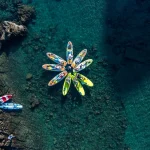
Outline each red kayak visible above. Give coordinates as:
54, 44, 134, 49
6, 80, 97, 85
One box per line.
0, 95, 12, 103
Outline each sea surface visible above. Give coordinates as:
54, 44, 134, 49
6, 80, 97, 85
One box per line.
1, 0, 150, 149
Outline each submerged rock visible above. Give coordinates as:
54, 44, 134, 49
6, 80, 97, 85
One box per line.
30, 99, 40, 109
29, 94, 40, 109
0, 134, 4, 140
1, 21, 27, 40
0, 2, 35, 51
26, 73, 33, 80
17, 4, 35, 24
0, 52, 9, 73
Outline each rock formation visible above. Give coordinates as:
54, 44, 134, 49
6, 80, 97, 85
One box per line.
17, 4, 35, 24
0, 21, 27, 41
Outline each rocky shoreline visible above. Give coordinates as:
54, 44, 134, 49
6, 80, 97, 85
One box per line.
0, 52, 39, 150
0, 1, 36, 149
0, 52, 23, 149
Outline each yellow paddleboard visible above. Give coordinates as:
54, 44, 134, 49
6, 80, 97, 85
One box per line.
71, 75, 85, 96
62, 73, 72, 96
74, 73, 93, 87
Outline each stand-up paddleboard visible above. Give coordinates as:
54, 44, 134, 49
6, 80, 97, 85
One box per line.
66, 41, 73, 64
0, 103, 23, 110
0, 95, 12, 103
42, 64, 65, 71
71, 75, 85, 96
71, 49, 87, 68
46, 52, 67, 66
74, 72, 93, 87
73, 59, 93, 72
62, 73, 72, 96
48, 71, 68, 86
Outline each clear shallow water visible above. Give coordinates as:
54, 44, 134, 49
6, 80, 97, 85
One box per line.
2, 0, 150, 149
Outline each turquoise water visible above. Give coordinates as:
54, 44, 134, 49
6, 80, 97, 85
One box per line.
1, 0, 150, 149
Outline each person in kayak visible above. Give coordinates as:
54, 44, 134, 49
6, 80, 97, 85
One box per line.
75, 57, 81, 65
59, 72, 66, 79
8, 134, 15, 141
68, 53, 73, 60
3, 134, 16, 147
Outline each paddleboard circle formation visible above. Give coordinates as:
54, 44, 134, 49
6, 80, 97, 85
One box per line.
42, 41, 94, 96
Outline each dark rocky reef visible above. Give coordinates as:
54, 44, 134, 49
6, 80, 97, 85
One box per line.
0, 1, 36, 149
0, 52, 26, 149
0, 52, 9, 74
0, 1, 35, 50
0, 0, 35, 24
17, 4, 35, 24
0, 21, 27, 52
0, 21, 27, 41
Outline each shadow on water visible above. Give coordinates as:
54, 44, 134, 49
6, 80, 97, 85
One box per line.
105, 0, 150, 94
2, 109, 22, 113
0, 138, 22, 150
104, 1, 150, 149
0, 36, 25, 55
0, 146, 23, 150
